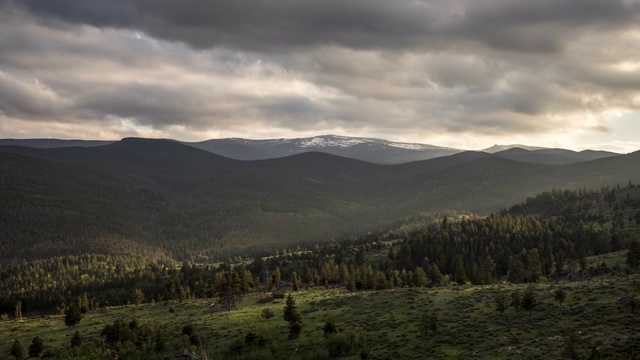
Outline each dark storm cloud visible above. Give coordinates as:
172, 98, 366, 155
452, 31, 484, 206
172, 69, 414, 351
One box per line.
1, 0, 640, 150
12, 0, 640, 53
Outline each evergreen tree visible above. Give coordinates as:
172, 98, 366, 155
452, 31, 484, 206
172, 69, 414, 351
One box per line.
10, 339, 23, 360
132, 288, 145, 305
577, 248, 588, 272
283, 294, 301, 324
291, 271, 299, 291
454, 257, 467, 284
289, 321, 302, 339
271, 267, 282, 290
283, 293, 302, 338
79, 292, 90, 313
522, 287, 537, 322
220, 282, 238, 312
70, 331, 82, 348
323, 317, 338, 336
562, 328, 581, 359
495, 293, 508, 313
555, 250, 565, 276
427, 264, 443, 286
64, 303, 82, 327
554, 287, 567, 306
28, 336, 44, 358
511, 290, 522, 312
627, 240, 640, 268
414, 267, 428, 287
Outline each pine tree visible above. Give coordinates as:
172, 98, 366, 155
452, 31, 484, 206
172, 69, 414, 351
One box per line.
522, 287, 537, 322
79, 292, 90, 313
454, 257, 467, 284
220, 282, 238, 312
555, 250, 565, 276
132, 288, 145, 305
562, 328, 581, 359
283, 293, 302, 339
627, 240, 640, 268
283, 294, 301, 324
64, 303, 82, 327
271, 267, 282, 290
511, 290, 522, 312
28, 336, 44, 358
427, 264, 443, 286
10, 339, 23, 360
70, 331, 82, 348
289, 321, 302, 339
495, 293, 508, 313
291, 271, 299, 291
554, 287, 567, 306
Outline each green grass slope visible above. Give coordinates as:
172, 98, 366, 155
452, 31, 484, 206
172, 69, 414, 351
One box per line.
1, 254, 638, 359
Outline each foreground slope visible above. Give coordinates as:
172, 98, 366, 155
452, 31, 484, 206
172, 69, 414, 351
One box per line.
1, 255, 637, 359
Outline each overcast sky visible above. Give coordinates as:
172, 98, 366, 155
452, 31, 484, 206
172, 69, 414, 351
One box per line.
1, 0, 639, 152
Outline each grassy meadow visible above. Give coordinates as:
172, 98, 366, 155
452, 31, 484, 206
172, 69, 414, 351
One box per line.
1, 252, 639, 359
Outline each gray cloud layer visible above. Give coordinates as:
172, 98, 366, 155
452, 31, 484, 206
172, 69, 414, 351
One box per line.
1, 0, 640, 149
13, 0, 640, 52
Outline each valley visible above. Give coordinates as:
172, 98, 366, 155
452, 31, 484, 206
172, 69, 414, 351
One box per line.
1, 137, 639, 359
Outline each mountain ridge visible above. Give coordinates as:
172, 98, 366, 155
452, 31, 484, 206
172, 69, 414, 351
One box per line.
1, 139, 639, 262
0, 135, 622, 165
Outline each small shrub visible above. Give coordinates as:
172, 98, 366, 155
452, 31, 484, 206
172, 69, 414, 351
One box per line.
244, 331, 270, 348
261, 308, 274, 319
182, 324, 195, 336
228, 337, 245, 357
323, 317, 339, 336
289, 321, 302, 339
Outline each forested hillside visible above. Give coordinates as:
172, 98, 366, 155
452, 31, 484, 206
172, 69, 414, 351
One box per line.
1, 139, 639, 264
1, 185, 640, 359
2, 184, 639, 316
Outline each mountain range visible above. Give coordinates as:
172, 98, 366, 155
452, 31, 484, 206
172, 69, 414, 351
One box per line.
0, 135, 618, 165
1, 136, 638, 263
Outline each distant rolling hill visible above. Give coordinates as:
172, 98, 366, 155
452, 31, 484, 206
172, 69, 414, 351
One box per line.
1, 139, 638, 262
0, 138, 114, 148
183, 135, 462, 164
1, 135, 621, 165
482, 144, 547, 153
493, 147, 617, 165
0, 135, 461, 164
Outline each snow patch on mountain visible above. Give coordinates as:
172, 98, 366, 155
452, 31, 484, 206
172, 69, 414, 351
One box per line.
483, 144, 547, 153
387, 142, 456, 151
299, 136, 369, 148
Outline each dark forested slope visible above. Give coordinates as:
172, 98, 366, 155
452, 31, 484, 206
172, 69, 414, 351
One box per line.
1, 140, 639, 262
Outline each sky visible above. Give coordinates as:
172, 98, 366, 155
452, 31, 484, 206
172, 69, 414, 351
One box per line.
0, 0, 639, 152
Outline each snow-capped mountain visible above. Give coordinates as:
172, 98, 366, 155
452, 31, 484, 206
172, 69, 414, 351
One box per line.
0, 136, 619, 165
184, 135, 462, 164
482, 144, 547, 153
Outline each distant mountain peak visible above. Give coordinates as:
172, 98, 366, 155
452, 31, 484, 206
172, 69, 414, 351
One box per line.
291, 134, 458, 151
483, 144, 547, 153
299, 135, 370, 148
